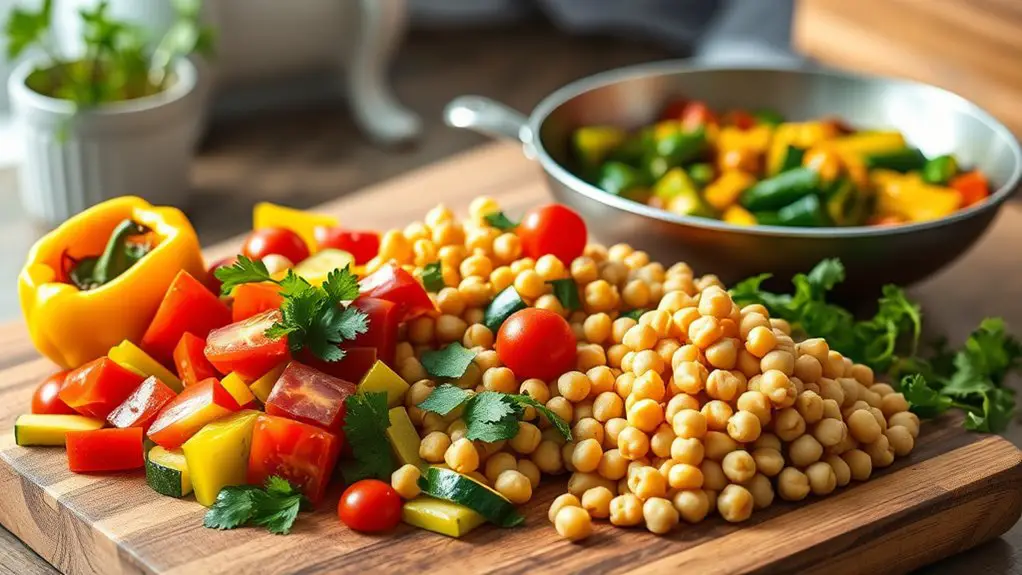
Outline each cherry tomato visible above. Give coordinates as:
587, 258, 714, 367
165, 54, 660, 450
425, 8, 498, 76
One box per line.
314, 227, 380, 265
517, 204, 587, 264
204, 309, 291, 380
204, 256, 237, 295
242, 227, 310, 264
32, 371, 76, 415
496, 308, 576, 381
338, 479, 402, 532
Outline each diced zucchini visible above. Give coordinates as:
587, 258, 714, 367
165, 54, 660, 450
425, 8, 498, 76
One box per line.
358, 362, 410, 408
14, 414, 105, 446
182, 410, 260, 506
402, 497, 486, 538
419, 466, 523, 528
387, 407, 424, 468
146, 446, 192, 498
483, 286, 526, 333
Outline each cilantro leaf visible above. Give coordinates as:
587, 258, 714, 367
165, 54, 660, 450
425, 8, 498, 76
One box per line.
341, 392, 395, 483
203, 477, 308, 535
322, 265, 360, 303
215, 256, 273, 295
249, 492, 304, 535
264, 475, 296, 497
421, 262, 446, 293
963, 388, 1015, 433
203, 485, 260, 530
463, 392, 522, 442
509, 394, 572, 441
547, 279, 582, 312
465, 418, 522, 443
418, 384, 472, 416
277, 270, 314, 298
484, 211, 518, 231
900, 374, 953, 419
421, 342, 477, 379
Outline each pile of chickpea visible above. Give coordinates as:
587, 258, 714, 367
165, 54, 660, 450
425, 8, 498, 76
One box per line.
374, 198, 920, 542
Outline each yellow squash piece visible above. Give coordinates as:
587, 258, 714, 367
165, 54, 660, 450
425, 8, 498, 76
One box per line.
358, 361, 410, 408
14, 414, 105, 446
402, 497, 486, 538
704, 171, 756, 211
291, 249, 356, 286
722, 205, 757, 227
249, 364, 286, 404
387, 407, 425, 468
109, 340, 183, 392
767, 122, 841, 175
572, 125, 627, 166
253, 202, 339, 254
826, 131, 906, 157
874, 171, 960, 223
220, 373, 256, 407
182, 410, 260, 506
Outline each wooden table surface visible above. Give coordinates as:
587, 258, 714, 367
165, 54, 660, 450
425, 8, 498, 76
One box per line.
1, 142, 1022, 574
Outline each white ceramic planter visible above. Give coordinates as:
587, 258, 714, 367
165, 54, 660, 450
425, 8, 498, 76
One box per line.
8, 58, 201, 225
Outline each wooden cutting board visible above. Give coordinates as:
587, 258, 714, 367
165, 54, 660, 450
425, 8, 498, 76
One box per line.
2, 143, 1021, 575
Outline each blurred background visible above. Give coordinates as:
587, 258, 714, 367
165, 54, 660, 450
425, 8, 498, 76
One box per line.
0, 0, 1019, 320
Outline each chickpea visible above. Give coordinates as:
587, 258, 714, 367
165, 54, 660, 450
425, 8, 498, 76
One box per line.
744, 326, 777, 358
803, 462, 836, 496
444, 438, 480, 474
704, 431, 739, 461
861, 389, 883, 409
509, 422, 542, 455
436, 314, 469, 343
689, 316, 725, 349
379, 230, 413, 263
582, 313, 612, 344
584, 280, 619, 313
583, 366, 612, 396
623, 250, 650, 270
813, 417, 847, 448
864, 435, 895, 468
570, 256, 600, 285
627, 398, 664, 433
572, 417, 604, 444
407, 316, 435, 345
773, 407, 806, 442
717, 484, 754, 523
463, 307, 485, 327
483, 452, 518, 484
886, 426, 914, 457
391, 464, 422, 499
575, 344, 606, 373
672, 409, 708, 440
734, 391, 770, 428
777, 467, 811, 501
517, 460, 542, 488
881, 392, 910, 419
469, 196, 500, 221
703, 369, 738, 402
696, 286, 731, 318
435, 287, 466, 316
577, 486, 613, 520
674, 361, 709, 395
650, 424, 675, 459
727, 410, 762, 443
869, 407, 889, 433
643, 497, 679, 534
794, 354, 824, 383
842, 449, 873, 481
701, 400, 734, 431
672, 307, 702, 337
595, 448, 628, 481
821, 397, 843, 420
736, 349, 762, 379
847, 409, 882, 443
658, 290, 693, 314
509, 257, 534, 275
749, 448, 782, 478
629, 466, 668, 501
622, 279, 652, 309
447, 420, 468, 442
406, 379, 435, 408
618, 426, 651, 460
761, 350, 795, 376
535, 294, 567, 317
663, 462, 701, 490
666, 489, 706, 524
453, 362, 482, 389
787, 434, 823, 467
888, 411, 920, 438
698, 459, 727, 491
491, 233, 522, 263
571, 438, 603, 473
511, 269, 544, 300
753, 432, 782, 451
419, 431, 452, 463
620, 323, 656, 352
555, 506, 593, 542
825, 454, 852, 487
758, 369, 795, 408
458, 277, 492, 307
604, 418, 628, 449
665, 393, 699, 423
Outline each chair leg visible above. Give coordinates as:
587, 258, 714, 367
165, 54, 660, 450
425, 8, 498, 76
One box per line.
347, 0, 422, 145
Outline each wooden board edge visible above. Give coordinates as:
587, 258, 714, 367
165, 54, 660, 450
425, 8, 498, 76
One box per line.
628, 435, 1022, 575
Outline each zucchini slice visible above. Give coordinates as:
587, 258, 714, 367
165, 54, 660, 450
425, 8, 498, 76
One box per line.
483, 287, 526, 333
418, 466, 523, 528
14, 414, 104, 446
146, 446, 192, 498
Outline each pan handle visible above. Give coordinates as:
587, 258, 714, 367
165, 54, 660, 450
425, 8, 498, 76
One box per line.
444, 96, 533, 148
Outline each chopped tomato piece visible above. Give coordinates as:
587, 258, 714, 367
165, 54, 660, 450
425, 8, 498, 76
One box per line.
231, 282, 284, 323
349, 297, 400, 365
248, 414, 341, 504
680, 101, 717, 132
724, 109, 755, 130
358, 264, 435, 322
66, 428, 145, 473
659, 98, 688, 121
147, 378, 240, 449
949, 170, 990, 208
142, 271, 232, 366
173, 333, 219, 387
106, 376, 177, 432
204, 309, 291, 380
59, 358, 146, 419
313, 227, 380, 265
299, 347, 377, 384
265, 361, 356, 433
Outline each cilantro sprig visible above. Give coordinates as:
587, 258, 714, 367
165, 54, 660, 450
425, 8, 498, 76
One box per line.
418, 385, 572, 442
484, 211, 519, 231
421, 342, 477, 379
204, 476, 309, 535
732, 259, 1021, 432
215, 256, 368, 362
341, 392, 395, 483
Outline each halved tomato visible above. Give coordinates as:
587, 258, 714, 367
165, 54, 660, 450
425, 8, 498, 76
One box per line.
358, 264, 435, 322
204, 309, 291, 380
59, 358, 146, 419
106, 376, 178, 432
349, 297, 399, 365
173, 333, 218, 387
264, 361, 356, 433
231, 282, 284, 323
247, 414, 341, 504
142, 271, 232, 366
299, 347, 377, 384
147, 378, 240, 449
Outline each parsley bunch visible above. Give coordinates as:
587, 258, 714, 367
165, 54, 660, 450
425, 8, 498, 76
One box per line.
731, 259, 1021, 432
204, 476, 309, 535
418, 385, 573, 442
215, 256, 368, 362
341, 392, 395, 483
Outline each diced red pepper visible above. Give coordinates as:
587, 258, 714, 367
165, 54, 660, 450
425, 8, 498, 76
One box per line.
106, 376, 177, 432
59, 358, 146, 419
949, 170, 990, 208
147, 378, 240, 449
265, 361, 356, 433
680, 101, 718, 132
358, 264, 435, 322
724, 109, 756, 130
300, 346, 377, 384
248, 414, 341, 505
231, 282, 284, 323
173, 333, 219, 387
659, 98, 688, 122
313, 227, 380, 265
349, 297, 400, 365
204, 309, 291, 380
142, 271, 232, 366
66, 428, 145, 473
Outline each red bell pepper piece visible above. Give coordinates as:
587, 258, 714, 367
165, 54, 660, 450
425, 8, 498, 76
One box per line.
66, 428, 145, 473
59, 358, 146, 419
949, 170, 990, 208
248, 414, 341, 504
724, 109, 756, 130
173, 332, 219, 387
349, 297, 400, 365
106, 376, 177, 432
680, 101, 718, 132
313, 227, 380, 265
231, 282, 284, 323
147, 377, 240, 449
204, 309, 291, 380
265, 361, 356, 433
300, 346, 377, 384
659, 98, 688, 122
358, 264, 435, 322
142, 271, 232, 366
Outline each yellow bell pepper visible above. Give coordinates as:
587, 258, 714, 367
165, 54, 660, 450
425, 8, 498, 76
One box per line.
358, 361, 410, 408
220, 372, 256, 407
767, 122, 842, 175
19, 197, 205, 370
109, 340, 184, 392
249, 364, 286, 404
873, 170, 961, 222
253, 202, 339, 254
704, 171, 756, 211
182, 409, 261, 506
722, 205, 758, 226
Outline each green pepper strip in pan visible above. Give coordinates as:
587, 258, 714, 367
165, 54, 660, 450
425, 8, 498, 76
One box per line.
740, 167, 820, 212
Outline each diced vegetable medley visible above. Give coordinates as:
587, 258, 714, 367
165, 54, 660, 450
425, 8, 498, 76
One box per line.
570, 99, 993, 227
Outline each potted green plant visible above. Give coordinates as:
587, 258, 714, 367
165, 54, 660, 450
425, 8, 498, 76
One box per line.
5, 0, 213, 225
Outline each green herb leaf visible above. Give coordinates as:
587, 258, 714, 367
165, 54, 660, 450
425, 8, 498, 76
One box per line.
264, 475, 296, 497
277, 270, 314, 298
216, 256, 273, 295
417, 384, 472, 416
484, 211, 519, 231
509, 394, 572, 441
963, 388, 1015, 433
203, 477, 308, 535
341, 392, 395, 483
463, 392, 521, 442
4, 0, 53, 60
203, 485, 260, 530
421, 262, 446, 293
900, 374, 953, 419
249, 492, 304, 535
621, 309, 648, 321
322, 265, 361, 303
547, 279, 582, 311
421, 342, 477, 379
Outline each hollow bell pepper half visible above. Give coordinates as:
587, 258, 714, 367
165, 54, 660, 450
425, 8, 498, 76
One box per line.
19, 197, 206, 370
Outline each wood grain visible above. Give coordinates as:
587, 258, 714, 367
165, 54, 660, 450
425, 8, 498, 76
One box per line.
2, 142, 1022, 575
